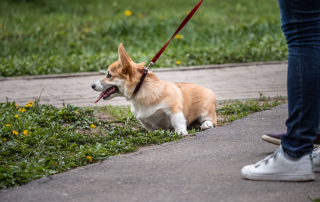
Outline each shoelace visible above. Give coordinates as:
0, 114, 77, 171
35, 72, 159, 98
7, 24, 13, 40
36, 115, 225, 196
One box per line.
254, 148, 280, 168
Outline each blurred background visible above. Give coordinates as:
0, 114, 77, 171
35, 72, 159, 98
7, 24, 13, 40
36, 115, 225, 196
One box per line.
0, 0, 286, 77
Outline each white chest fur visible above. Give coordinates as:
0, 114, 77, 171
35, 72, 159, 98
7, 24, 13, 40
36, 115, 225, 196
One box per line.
130, 100, 172, 130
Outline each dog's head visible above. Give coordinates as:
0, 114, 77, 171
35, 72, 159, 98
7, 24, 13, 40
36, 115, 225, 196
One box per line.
92, 43, 145, 103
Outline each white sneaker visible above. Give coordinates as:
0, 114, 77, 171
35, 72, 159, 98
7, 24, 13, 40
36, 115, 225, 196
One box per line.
241, 145, 315, 181
313, 146, 320, 172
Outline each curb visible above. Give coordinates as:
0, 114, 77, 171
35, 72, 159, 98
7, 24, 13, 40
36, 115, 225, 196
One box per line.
151, 61, 287, 72
0, 61, 287, 81
0, 72, 102, 81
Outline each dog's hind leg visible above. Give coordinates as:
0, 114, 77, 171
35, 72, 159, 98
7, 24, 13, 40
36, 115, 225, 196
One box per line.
199, 103, 217, 131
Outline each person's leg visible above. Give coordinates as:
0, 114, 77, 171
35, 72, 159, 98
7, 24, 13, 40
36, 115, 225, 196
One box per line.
242, 0, 320, 181
280, 0, 320, 158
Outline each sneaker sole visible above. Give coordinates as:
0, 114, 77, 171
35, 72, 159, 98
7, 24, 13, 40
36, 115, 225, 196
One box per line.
241, 171, 315, 181
261, 135, 320, 148
261, 135, 281, 146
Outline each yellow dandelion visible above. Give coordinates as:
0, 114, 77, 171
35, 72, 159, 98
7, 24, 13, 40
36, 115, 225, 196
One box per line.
50, 137, 53, 139
25, 104, 29, 107
175, 35, 183, 39
13, 131, 18, 135
84, 28, 89, 33
18, 108, 26, 112
28, 101, 34, 104
138, 14, 143, 19
15, 104, 18, 107
7, 124, 12, 127
23, 130, 28, 136
160, 16, 164, 20
75, 111, 78, 113
186, 11, 191, 14
90, 124, 96, 129
14, 115, 18, 118
176, 61, 181, 65
124, 10, 132, 16
3, 138, 7, 141
86, 156, 92, 161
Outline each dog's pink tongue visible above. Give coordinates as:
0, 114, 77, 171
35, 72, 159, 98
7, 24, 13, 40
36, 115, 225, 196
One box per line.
95, 92, 105, 103
94, 87, 116, 103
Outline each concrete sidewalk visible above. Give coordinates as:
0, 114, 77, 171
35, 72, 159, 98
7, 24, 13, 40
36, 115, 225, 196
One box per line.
0, 61, 287, 107
1, 104, 319, 202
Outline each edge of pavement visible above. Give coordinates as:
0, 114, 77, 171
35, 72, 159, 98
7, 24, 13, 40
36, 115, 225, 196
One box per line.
0, 61, 288, 81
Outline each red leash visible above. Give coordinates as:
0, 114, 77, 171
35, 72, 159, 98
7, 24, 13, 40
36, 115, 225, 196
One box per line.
134, 0, 204, 93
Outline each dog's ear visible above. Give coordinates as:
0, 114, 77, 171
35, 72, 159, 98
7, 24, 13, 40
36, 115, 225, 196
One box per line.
118, 43, 133, 79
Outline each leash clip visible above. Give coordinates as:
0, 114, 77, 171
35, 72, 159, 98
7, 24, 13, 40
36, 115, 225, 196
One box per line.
146, 61, 154, 69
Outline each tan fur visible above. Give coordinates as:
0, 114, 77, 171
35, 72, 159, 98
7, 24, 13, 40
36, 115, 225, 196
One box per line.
173, 83, 217, 126
93, 43, 217, 135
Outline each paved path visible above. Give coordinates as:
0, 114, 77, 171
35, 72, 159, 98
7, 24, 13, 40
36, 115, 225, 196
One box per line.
1, 104, 319, 202
0, 61, 287, 107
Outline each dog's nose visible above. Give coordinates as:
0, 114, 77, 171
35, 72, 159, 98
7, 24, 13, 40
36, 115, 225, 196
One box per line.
91, 83, 96, 89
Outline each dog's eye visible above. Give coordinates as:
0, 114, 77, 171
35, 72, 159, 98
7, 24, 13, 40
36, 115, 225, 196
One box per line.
107, 73, 112, 78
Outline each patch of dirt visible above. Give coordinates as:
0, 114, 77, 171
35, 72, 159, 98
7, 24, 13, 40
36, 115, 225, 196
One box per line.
93, 112, 123, 126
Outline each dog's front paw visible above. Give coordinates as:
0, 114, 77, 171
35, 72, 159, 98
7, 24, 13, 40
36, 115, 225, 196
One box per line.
201, 121, 214, 131
176, 129, 188, 136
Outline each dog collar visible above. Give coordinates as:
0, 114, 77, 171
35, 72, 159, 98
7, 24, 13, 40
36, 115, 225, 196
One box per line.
133, 68, 148, 93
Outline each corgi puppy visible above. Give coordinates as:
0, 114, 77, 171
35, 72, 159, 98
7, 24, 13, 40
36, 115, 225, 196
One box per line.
91, 43, 217, 135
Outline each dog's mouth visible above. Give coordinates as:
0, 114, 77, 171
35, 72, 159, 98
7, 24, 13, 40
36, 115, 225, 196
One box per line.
95, 86, 119, 103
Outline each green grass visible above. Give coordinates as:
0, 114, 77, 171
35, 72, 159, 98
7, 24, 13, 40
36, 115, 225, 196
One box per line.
309, 197, 320, 202
0, 0, 286, 77
216, 95, 285, 124
0, 95, 285, 190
